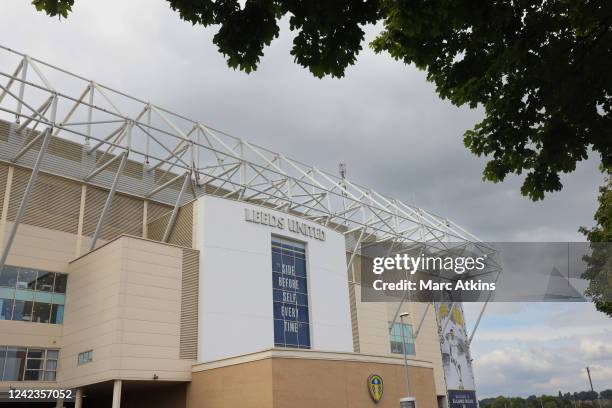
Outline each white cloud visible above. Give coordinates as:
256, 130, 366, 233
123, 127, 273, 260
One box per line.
469, 303, 612, 397
474, 344, 612, 397
580, 339, 612, 361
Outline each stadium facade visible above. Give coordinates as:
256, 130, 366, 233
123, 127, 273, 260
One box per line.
0, 45, 481, 408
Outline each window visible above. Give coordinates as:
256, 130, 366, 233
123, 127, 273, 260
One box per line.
389, 321, 416, 355
272, 237, 310, 349
0, 266, 18, 287
0, 266, 66, 325
16, 269, 38, 290
0, 346, 58, 381
77, 350, 93, 366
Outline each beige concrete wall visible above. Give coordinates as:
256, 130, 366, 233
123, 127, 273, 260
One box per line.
353, 287, 392, 355
0, 320, 62, 349
188, 350, 438, 408
0, 223, 73, 391
59, 236, 192, 388
351, 280, 447, 396
272, 358, 436, 408
188, 358, 274, 408
1, 222, 76, 273
384, 300, 447, 396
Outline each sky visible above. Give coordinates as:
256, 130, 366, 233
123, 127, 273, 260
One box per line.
1, 0, 610, 398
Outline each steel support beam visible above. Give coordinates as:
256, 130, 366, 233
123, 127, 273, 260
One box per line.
84, 152, 124, 182
90, 152, 127, 251
162, 172, 190, 242
468, 301, 488, 345
413, 302, 431, 339
0, 127, 51, 270
12, 128, 47, 162
147, 171, 185, 198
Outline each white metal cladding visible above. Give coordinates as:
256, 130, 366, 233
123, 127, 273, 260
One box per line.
0, 44, 495, 259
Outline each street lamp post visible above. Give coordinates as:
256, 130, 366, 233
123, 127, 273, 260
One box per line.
399, 312, 416, 408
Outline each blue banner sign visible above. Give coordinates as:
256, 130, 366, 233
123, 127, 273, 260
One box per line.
448, 390, 477, 408
272, 237, 310, 348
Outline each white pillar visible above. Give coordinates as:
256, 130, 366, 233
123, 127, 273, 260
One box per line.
112, 380, 122, 408
74, 388, 83, 408
55, 397, 64, 408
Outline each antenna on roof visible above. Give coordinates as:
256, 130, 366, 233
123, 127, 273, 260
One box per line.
339, 162, 348, 225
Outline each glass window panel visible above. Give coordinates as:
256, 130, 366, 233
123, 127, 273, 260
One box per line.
297, 306, 309, 323
272, 237, 309, 349
53, 274, 67, 294
26, 359, 43, 370
280, 290, 296, 304
405, 343, 415, 355
35, 272, 55, 292
0, 346, 5, 381
3, 347, 26, 381
50, 304, 64, 324
281, 255, 294, 269
45, 360, 57, 370
272, 253, 281, 272
296, 277, 308, 294
46, 350, 58, 360
0, 266, 18, 288
273, 301, 282, 318
14, 289, 34, 302
32, 302, 51, 323
16, 269, 37, 290
274, 320, 285, 344
390, 341, 403, 354
284, 322, 298, 346
27, 349, 44, 359
24, 370, 42, 381
12, 300, 33, 321
0, 298, 13, 320
281, 303, 298, 321
294, 260, 306, 277
389, 322, 415, 355
51, 293, 65, 305
298, 323, 310, 346
296, 293, 308, 306
34, 291, 53, 303
275, 274, 299, 292
43, 371, 56, 381
272, 272, 282, 290
0, 287, 14, 299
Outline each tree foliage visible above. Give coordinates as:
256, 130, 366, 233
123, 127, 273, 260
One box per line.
31, 0, 74, 18
480, 391, 612, 408
580, 168, 612, 317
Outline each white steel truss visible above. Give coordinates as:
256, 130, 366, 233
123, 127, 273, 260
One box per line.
0, 44, 490, 249
0, 44, 499, 342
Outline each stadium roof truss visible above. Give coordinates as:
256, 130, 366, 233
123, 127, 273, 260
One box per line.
0, 45, 498, 341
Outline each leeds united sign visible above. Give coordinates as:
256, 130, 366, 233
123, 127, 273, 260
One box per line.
244, 208, 326, 241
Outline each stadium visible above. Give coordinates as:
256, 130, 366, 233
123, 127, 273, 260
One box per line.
0, 45, 482, 408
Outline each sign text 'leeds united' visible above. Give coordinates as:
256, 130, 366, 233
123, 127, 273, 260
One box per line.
244, 208, 326, 241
